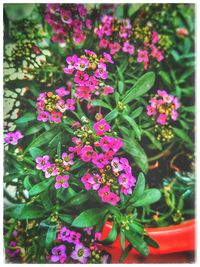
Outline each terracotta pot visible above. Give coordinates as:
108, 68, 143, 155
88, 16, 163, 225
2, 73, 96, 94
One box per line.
101, 219, 195, 263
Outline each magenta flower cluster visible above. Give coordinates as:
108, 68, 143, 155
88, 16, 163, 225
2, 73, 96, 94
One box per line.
94, 15, 164, 69
64, 50, 114, 100
48, 226, 109, 263
68, 118, 136, 205
45, 4, 92, 44
4, 130, 23, 145
35, 153, 72, 189
147, 90, 180, 125
36, 85, 75, 124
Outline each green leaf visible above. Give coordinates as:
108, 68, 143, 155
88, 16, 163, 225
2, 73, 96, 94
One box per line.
28, 178, 54, 196
123, 115, 141, 140
130, 107, 143, 119
118, 81, 124, 94
129, 221, 144, 234
159, 71, 172, 85
25, 124, 44, 136
59, 214, 73, 224
120, 229, 125, 250
24, 126, 61, 153
100, 222, 118, 245
128, 4, 143, 16
125, 230, 149, 256
181, 106, 195, 113
122, 72, 155, 104
119, 244, 132, 262
104, 109, 119, 121
144, 235, 159, 248
143, 130, 162, 150
29, 147, 45, 159
90, 100, 112, 110
72, 208, 108, 228
66, 192, 89, 207
23, 175, 32, 190
5, 204, 47, 220
15, 113, 36, 124
129, 173, 145, 204
133, 189, 161, 207
4, 4, 35, 21
45, 225, 56, 248
173, 127, 193, 147
123, 138, 148, 173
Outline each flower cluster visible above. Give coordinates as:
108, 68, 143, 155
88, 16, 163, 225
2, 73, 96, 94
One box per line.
4, 130, 23, 145
48, 225, 110, 264
36, 85, 75, 123
64, 50, 114, 100
5, 230, 21, 259
35, 153, 73, 189
44, 4, 92, 44
94, 16, 165, 69
68, 116, 136, 205
146, 90, 180, 125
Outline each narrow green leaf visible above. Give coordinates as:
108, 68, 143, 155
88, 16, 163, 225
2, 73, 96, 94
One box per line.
118, 81, 124, 94
90, 100, 112, 110
72, 208, 108, 228
173, 127, 193, 147
119, 244, 132, 262
123, 115, 141, 140
130, 107, 143, 119
144, 235, 159, 248
29, 147, 45, 159
15, 113, 36, 124
66, 192, 89, 207
100, 222, 118, 245
122, 72, 155, 104
125, 230, 149, 256
120, 229, 125, 250
59, 214, 73, 224
129, 173, 145, 204
45, 225, 56, 248
105, 109, 119, 121
143, 130, 162, 150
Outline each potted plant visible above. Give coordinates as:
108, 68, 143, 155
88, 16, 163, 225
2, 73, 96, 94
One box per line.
4, 3, 195, 264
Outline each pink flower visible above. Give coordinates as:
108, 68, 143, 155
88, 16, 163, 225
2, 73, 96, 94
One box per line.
122, 41, 135, 55
60, 9, 72, 24
85, 76, 99, 90
63, 67, 74, 75
103, 52, 114, 64
55, 175, 69, 189
44, 163, 58, 178
99, 38, 109, 48
118, 173, 136, 189
56, 99, 67, 113
171, 110, 179, 121
67, 231, 81, 244
163, 94, 174, 104
147, 105, 157, 116
137, 50, 149, 63
52, 33, 65, 44
76, 86, 92, 100
86, 19, 92, 30
93, 119, 111, 136
75, 58, 89, 71
157, 90, 168, 98
62, 152, 74, 166
120, 157, 132, 173
107, 192, 120, 205
100, 136, 123, 153
80, 145, 95, 162
122, 18, 132, 29
71, 243, 90, 264
111, 157, 124, 172
88, 173, 101, 190
74, 71, 89, 86
109, 42, 121, 55
98, 185, 111, 202
151, 46, 164, 62
66, 99, 75, 110
173, 97, 181, 109
50, 111, 62, 123
66, 55, 79, 69
92, 153, 108, 169
152, 31, 160, 44
35, 155, 50, 171
156, 114, 167, 125
103, 86, 114, 96
55, 87, 70, 97
94, 62, 108, 80
81, 173, 93, 190
37, 92, 47, 101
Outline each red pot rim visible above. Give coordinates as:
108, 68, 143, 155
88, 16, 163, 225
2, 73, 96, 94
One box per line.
101, 219, 195, 255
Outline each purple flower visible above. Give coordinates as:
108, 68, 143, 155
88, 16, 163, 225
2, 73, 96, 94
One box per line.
67, 231, 81, 244
50, 245, 67, 263
66, 55, 79, 70
92, 154, 108, 169
88, 173, 101, 190
66, 99, 76, 111
93, 119, 111, 136
58, 227, 71, 241
55, 87, 70, 97
62, 152, 74, 166
60, 9, 72, 24
122, 41, 135, 55
35, 155, 50, 171
4, 130, 23, 145
103, 52, 114, 64
120, 157, 132, 173
81, 173, 93, 190
55, 175, 69, 189
94, 62, 108, 79
71, 243, 91, 263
